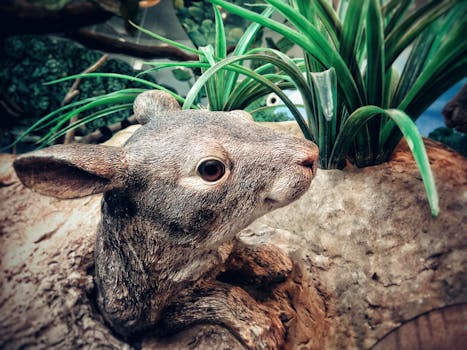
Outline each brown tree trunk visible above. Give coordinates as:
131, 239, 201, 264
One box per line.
0, 128, 466, 349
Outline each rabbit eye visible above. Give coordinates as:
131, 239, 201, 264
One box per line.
197, 158, 226, 182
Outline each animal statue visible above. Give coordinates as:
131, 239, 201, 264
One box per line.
12, 90, 318, 349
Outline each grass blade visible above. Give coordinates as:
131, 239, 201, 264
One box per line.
46, 72, 186, 104
43, 104, 133, 144
213, 4, 226, 59
340, 0, 368, 102
365, 0, 385, 106
130, 21, 202, 56
310, 68, 337, 168
37, 93, 138, 145
384, 0, 412, 36
224, 6, 275, 101
385, 0, 456, 68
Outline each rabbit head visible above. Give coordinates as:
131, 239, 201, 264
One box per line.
14, 90, 318, 246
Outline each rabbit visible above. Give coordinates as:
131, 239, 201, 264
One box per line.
13, 90, 319, 349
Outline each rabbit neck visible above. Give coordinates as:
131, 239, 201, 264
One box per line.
93, 190, 226, 334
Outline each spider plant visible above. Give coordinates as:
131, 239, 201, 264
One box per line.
194, 0, 466, 216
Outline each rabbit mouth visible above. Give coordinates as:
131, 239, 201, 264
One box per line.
264, 196, 281, 207
264, 186, 304, 209
263, 168, 315, 209
264, 189, 302, 208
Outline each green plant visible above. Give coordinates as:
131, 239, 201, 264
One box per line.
429, 127, 467, 157
193, 0, 466, 216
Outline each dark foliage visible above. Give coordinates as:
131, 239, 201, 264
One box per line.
0, 35, 156, 144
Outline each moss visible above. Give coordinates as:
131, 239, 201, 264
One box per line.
0, 35, 156, 141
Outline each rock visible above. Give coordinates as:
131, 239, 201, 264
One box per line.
245, 137, 467, 348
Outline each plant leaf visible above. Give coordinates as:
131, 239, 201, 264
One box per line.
130, 20, 202, 56
385, 0, 456, 68
213, 4, 227, 59
208, 0, 364, 112
310, 68, 337, 168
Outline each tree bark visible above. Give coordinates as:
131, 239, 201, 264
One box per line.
67, 29, 199, 61
0, 127, 466, 349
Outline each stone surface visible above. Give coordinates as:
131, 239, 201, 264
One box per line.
1, 127, 466, 348
246, 139, 467, 348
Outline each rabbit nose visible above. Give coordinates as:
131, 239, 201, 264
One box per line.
301, 155, 315, 170
300, 145, 319, 171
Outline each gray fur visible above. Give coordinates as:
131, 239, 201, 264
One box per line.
13, 90, 318, 347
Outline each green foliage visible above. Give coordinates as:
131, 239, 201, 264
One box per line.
1, 35, 156, 144
200, 0, 467, 216
429, 128, 467, 157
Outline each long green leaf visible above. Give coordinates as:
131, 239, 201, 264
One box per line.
364, 0, 385, 161
208, 0, 364, 112
310, 68, 337, 168
385, 0, 456, 68
46, 73, 186, 104
365, 0, 385, 106
340, 0, 368, 102
6, 89, 145, 150
130, 21, 202, 56
224, 6, 275, 101
5, 99, 91, 149
398, 26, 467, 113
247, 47, 317, 135
391, 28, 436, 108
294, 0, 340, 47
265, 0, 365, 102
384, 0, 412, 36
381, 60, 467, 161
38, 93, 138, 144
43, 104, 133, 144
213, 4, 227, 59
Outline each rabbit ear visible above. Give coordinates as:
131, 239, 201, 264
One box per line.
134, 90, 181, 125
13, 144, 128, 199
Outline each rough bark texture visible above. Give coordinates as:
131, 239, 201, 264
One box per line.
1, 126, 466, 349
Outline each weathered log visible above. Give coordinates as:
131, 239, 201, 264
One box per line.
1, 125, 466, 349
67, 29, 199, 61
